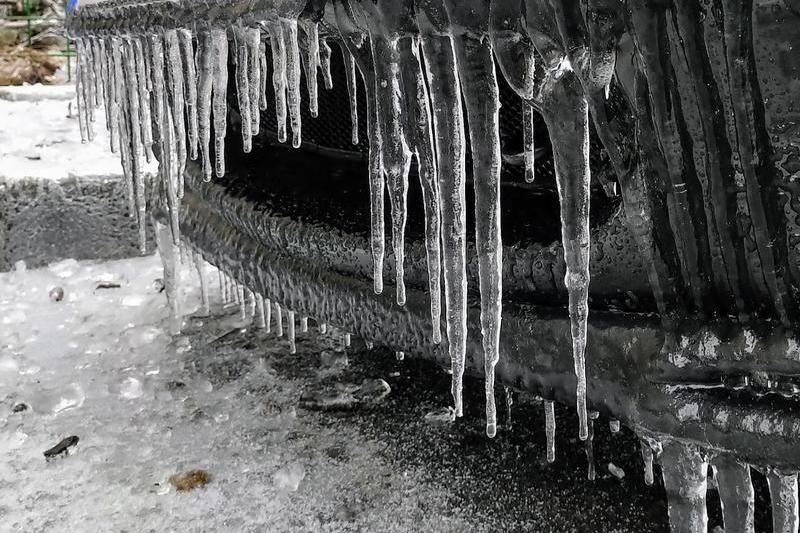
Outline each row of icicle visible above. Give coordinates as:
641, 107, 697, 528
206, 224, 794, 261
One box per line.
73, 5, 584, 440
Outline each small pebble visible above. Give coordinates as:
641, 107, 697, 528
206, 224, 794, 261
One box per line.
169, 469, 211, 492
49, 287, 64, 302
11, 402, 28, 413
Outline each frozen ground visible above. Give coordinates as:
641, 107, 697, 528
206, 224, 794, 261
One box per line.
0, 84, 155, 182
0, 253, 726, 532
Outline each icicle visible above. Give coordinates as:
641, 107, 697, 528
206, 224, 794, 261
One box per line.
100, 38, 118, 151
418, 23, 467, 417
545, 400, 556, 463
196, 31, 214, 181
340, 45, 359, 145
77, 39, 95, 141
233, 280, 241, 304
319, 39, 333, 90
300, 316, 308, 333
164, 29, 187, 196
299, 20, 319, 117
319, 323, 327, 334
247, 289, 256, 316
133, 38, 154, 163
342, 32, 384, 295
369, 34, 411, 307
238, 283, 246, 321
712, 456, 755, 533
281, 18, 302, 148
110, 38, 136, 223
83, 39, 96, 128
266, 22, 288, 143
264, 297, 272, 333
178, 29, 199, 161
609, 419, 620, 433
255, 294, 266, 328
99, 39, 112, 128
194, 253, 209, 314
246, 28, 262, 137
660, 442, 709, 533
585, 411, 598, 480
766, 471, 799, 533
399, 36, 442, 344
75, 39, 89, 143
232, 26, 252, 153
395, 351, 404, 361
121, 39, 146, 253
90, 38, 103, 108
641, 440, 654, 485
150, 34, 180, 245
106, 37, 122, 153
450, 30, 503, 438
523, 102, 535, 183
211, 28, 229, 177
540, 70, 591, 441
344, 333, 351, 347
287, 310, 296, 354
504, 386, 513, 431
154, 221, 181, 335
218, 268, 227, 303
275, 302, 284, 337
258, 35, 268, 112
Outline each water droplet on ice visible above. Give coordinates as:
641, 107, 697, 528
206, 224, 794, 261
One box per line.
120, 377, 143, 399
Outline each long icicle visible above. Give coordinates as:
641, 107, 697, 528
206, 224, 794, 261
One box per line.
75, 38, 89, 144
246, 27, 262, 137
419, 27, 467, 416
368, 30, 411, 306
90, 37, 103, 108
233, 26, 253, 153
104, 38, 120, 152
211, 28, 229, 178
450, 29, 503, 437
540, 69, 591, 440
133, 38, 154, 163
266, 22, 288, 143
178, 28, 199, 161
299, 20, 320, 117
111, 38, 135, 221
122, 39, 146, 253
258, 34, 268, 112
281, 18, 302, 148
196, 31, 214, 181
150, 34, 180, 245
164, 29, 187, 196
399, 36, 442, 344
334, 9, 385, 295
340, 44, 359, 145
